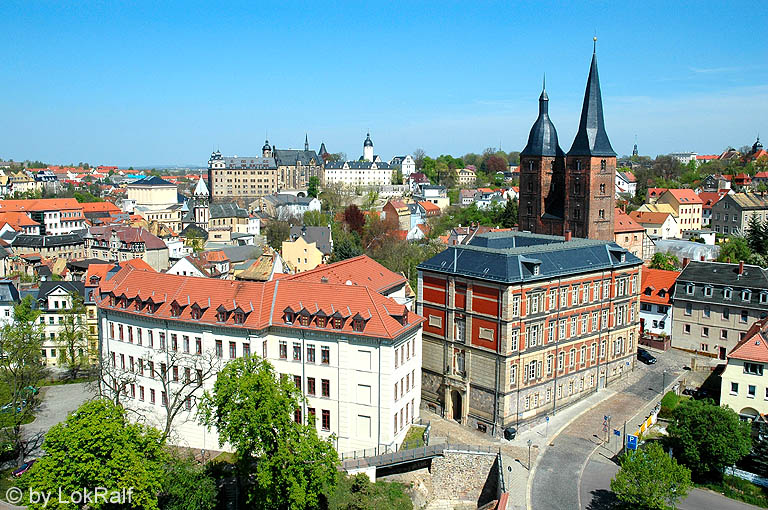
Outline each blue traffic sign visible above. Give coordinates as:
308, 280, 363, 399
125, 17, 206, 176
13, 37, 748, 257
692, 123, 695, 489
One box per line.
613, 429, 621, 436
626, 434, 638, 450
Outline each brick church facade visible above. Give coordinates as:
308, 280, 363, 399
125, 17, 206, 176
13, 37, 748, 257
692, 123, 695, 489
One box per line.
519, 45, 617, 241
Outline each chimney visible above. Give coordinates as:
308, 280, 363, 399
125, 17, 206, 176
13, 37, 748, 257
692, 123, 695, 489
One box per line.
682, 257, 690, 268
564, 230, 572, 242
739, 260, 744, 275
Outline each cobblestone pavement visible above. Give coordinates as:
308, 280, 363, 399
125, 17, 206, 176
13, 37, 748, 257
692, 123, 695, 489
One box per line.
530, 348, 694, 510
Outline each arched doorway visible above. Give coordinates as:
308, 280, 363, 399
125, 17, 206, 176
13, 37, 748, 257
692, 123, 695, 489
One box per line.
740, 407, 760, 421
451, 390, 462, 423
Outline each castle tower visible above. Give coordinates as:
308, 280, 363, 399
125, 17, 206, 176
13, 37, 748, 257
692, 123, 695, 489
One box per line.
363, 132, 374, 162
519, 76, 567, 235
564, 40, 616, 241
632, 135, 638, 157
262, 139, 273, 158
193, 175, 210, 229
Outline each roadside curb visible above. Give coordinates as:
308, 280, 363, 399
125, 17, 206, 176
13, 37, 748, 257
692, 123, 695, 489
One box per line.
525, 389, 616, 510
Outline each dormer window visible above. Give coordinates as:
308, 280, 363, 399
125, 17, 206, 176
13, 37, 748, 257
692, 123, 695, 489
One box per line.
316, 316, 327, 328
724, 287, 732, 300
190, 305, 202, 320
352, 318, 365, 332
170, 302, 181, 317
284, 311, 294, 324
120, 296, 128, 309
233, 311, 245, 324
217, 309, 228, 322
533, 264, 540, 276
742, 289, 752, 302
686, 283, 695, 295
644, 288, 653, 296
333, 317, 343, 329
760, 292, 768, 304
300, 314, 310, 326
704, 286, 713, 297
658, 289, 666, 298
110, 295, 117, 307
134, 299, 143, 312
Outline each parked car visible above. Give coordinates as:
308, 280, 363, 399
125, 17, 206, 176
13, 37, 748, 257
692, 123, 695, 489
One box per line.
503, 427, 517, 440
12, 459, 35, 477
637, 348, 657, 365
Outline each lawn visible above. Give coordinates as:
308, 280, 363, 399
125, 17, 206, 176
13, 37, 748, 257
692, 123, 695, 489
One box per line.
699, 475, 768, 508
400, 425, 426, 449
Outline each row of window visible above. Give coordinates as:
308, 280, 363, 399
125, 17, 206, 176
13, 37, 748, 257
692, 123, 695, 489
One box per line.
393, 400, 416, 434
683, 304, 756, 323
293, 408, 332, 431
278, 341, 331, 365
510, 276, 636, 317
290, 375, 332, 398
509, 336, 631, 388
683, 324, 734, 341
729, 381, 768, 400
685, 283, 765, 302
111, 351, 203, 384
394, 339, 417, 368
394, 369, 417, 401
522, 375, 596, 411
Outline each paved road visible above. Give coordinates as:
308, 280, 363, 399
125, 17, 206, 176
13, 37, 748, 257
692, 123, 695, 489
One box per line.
530, 350, 688, 510
581, 456, 762, 510
22, 382, 93, 457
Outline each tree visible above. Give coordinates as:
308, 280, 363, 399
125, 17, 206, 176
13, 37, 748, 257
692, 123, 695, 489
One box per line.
23, 400, 167, 510
307, 176, 320, 198
499, 198, 518, 228
649, 252, 680, 271
265, 219, 291, 251
485, 155, 508, 174
717, 236, 753, 264
320, 183, 348, 213
343, 204, 366, 235
0, 295, 46, 463
93, 351, 137, 409
328, 473, 413, 510
746, 213, 768, 256
611, 442, 692, 510
198, 356, 338, 509
331, 234, 363, 262
667, 398, 751, 479
412, 148, 426, 170
57, 292, 91, 379
303, 210, 328, 227
158, 454, 218, 510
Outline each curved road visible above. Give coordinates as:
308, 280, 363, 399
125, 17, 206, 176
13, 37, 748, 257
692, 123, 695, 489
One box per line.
531, 353, 684, 510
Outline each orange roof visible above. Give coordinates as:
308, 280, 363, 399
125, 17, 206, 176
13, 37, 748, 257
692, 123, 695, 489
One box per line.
416, 223, 430, 235
0, 211, 40, 229
99, 266, 422, 340
729, 317, 768, 363
754, 171, 768, 179
122, 258, 155, 272
84, 264, 113, 287
392, 230, 408, 240
614, 208, 644, 233
663, 189, 702, 204
418, 201, 441, 214
0, 198, 82, 212
629, 210, 673, 226
477, 187, 493, 193
697, 191, 727, 209
646, 188, 668, 197
696, 155, 718, 161
386, 200, 408, 212
80, 202, 122, 214
640, 267, 679, 305
200, 250, 229, 263
285, 254, 406, 293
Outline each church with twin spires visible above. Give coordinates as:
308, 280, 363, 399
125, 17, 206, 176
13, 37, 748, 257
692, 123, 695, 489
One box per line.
518, 41, 617, 241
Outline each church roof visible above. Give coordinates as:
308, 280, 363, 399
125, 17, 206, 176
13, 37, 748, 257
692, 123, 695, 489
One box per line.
273, 149, 321, 167
364, 133, 373, 147
193, 176, 209, 196
521, 83, 564, 157
567, 47, 616, 157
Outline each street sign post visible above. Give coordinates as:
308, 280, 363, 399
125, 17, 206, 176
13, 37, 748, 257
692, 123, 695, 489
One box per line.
613, 429, 621, 453
545, 415, 549, 438
626, 434, 638, 451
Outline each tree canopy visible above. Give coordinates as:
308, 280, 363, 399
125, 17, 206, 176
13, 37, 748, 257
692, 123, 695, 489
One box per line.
198, 356, 338, 509
667, 398, 751, 479
611, 442, 692, 510
649, 252, 680, 271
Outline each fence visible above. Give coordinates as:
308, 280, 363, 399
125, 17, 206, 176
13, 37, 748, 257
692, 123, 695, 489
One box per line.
341, 443, 500, 471
728, 466, 768, 488
339, 419, 429, 461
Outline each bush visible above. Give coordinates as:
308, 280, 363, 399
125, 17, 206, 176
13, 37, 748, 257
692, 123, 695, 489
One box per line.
659, 391, 680, 419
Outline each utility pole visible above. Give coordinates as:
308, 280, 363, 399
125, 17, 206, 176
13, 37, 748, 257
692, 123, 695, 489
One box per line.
527, 439, 532, 470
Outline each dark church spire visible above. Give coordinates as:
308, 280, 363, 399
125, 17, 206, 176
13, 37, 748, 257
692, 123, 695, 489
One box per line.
304, 133, 309, 151
567, 39, 616, 157
521, 74, 563, 157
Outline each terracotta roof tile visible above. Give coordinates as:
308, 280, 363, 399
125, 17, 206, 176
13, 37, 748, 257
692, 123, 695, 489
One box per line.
729, 318, 768, 363
663, 189, 703, 204
285, 255, 406, 293
640, 267, 679, 305
614, 208, 644, 233
629, 210, 673, 225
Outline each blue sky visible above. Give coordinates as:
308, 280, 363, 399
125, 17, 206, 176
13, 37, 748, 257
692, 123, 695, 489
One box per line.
1, 1, 766, 167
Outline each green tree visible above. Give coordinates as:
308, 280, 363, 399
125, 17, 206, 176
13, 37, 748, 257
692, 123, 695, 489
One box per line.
57, 292, 91, 379
649, 252, 680, 271
328, 473, 413, 510
746, 213, 768, 256
158, 455, 217, 510
198, 356, 338, 510
499, 198, 518, 228
331, 233, 363, 262
611, 442, 692, 510
23, 399, 167, 510
307, 176, 320, 198
265, 219, 291, 251
717, 236, 753, 264
667, 398, 752, 479
303, 210, 328, 227
0, 295, 46, 463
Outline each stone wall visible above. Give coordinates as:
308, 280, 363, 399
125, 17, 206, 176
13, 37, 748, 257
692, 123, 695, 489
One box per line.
430, 452, 498, 506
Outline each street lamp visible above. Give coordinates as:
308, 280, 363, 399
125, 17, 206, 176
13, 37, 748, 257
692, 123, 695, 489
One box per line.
527, 439, 532, 470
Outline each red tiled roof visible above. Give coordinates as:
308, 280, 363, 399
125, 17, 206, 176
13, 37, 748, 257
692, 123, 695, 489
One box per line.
80, 202, 122, 214
416, 223, 430, 235
99, 266, 422, 340
0, 198, 82, 212
640, 267, 679, 306
646, 188, 668, 197
697, 191, 727, 209
663, 189, 703, 204
200, 250, 229, 263
0, 211, 40, 229
696, 155, 718, 161
754, 171, 768, 179
614, 208, 644, 233
89, 225, 167, 250
729, 318, 768, 363
386, 200, 408, 212
285, 254, 406, 294
629, 210, 673, 225
418, 201, 441, 214
122, 258, 155, 272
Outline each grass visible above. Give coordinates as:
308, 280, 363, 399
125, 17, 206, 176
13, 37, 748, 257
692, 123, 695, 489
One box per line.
400, 425, 426, 449
698, 475, 768, 508
0, 468, 22, 503
42, 375, 94, 387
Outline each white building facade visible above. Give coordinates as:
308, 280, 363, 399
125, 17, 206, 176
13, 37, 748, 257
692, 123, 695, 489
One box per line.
98, 268, 424, 455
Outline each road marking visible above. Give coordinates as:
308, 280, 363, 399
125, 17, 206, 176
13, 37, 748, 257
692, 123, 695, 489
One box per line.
526, 390, 616, 510
577, 441, 608, 510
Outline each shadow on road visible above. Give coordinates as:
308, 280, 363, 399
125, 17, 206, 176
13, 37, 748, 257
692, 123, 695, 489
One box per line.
585, 489, 618, 510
